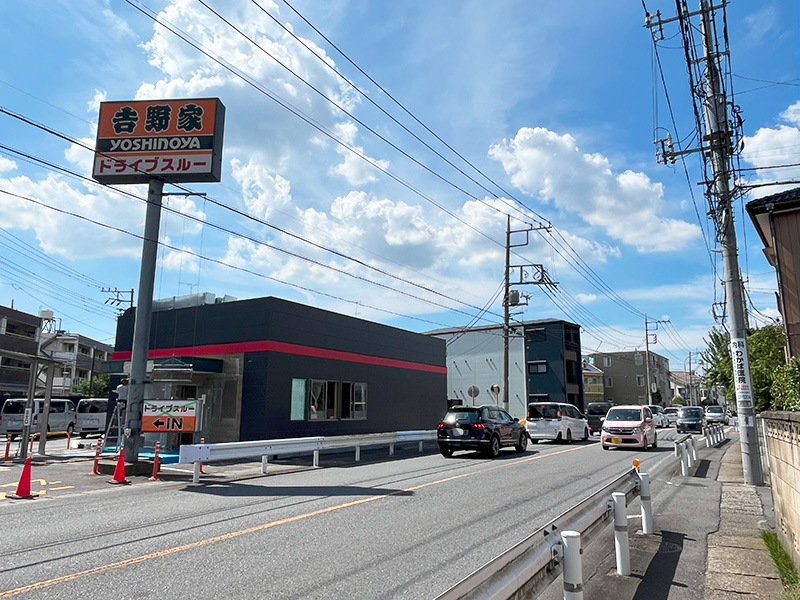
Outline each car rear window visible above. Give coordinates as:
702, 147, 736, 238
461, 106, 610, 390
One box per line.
528, 403, 561, 419
442, 409, 480, 423
605, 408, 643, 421
706, 406, 723, 413
78, 400, 107, 413
586, 403, 611, 416
2, 401, 25, 414
679, 407, 703, 417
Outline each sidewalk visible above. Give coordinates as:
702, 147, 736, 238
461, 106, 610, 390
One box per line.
539, 432, 783, 599
705, 441, 782, 599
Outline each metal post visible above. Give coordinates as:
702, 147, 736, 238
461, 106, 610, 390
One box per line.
37, 364, 55, 455
679, 443, 689, 476
313, 450, 319, 467
19, 359, 39, 461
193, 461, 200, 484
644, 315, 652, 403
562, 530, 583, 600
613, 492, 631, 576
389, 442, 394, 456
125, 178, 164, 463
686, 440, 695, 469
355, 446, 360, 462
640, 473, 653, 535
261, 455, 269, 474
699, 2, 762, 485
690, 436, 698, 463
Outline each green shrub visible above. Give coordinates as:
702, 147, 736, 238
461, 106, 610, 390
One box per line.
770, 358, 800, 412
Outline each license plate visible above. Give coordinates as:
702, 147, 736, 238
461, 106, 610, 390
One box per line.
452, 428, 464, 436
611, 437, 621, 444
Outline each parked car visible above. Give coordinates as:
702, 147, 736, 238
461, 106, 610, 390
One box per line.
676, 406, 705, 433
647, 405, 669, 428
585, 402, 613, 436
600, 405, 657, 451
437, 404, 527, 458
526, 402, 589, 444
75, 398, 109, 438
0, 398, 77, 439
663, 407, 679, 426
705, 405, 727, 425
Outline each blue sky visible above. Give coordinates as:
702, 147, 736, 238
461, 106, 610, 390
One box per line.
0, 0, 798, 371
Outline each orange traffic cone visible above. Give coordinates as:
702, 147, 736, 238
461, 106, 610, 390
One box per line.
6, 457, 38, 499
107, 448, 131, 485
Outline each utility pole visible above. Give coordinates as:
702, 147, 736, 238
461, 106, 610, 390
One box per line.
646, 1, 763, 484
644, 315, 652, 404
502, 216, 551, 413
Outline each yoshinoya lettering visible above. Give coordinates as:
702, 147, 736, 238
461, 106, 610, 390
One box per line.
100, 136, 213, 152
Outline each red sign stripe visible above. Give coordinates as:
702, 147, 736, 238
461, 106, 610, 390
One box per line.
111, 340, 446, 374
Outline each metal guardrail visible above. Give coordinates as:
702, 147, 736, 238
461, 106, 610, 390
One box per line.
434, 467, 640, 600
179, 430, 437, 483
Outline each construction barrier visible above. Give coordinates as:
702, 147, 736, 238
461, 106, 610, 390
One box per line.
149, 442, 161, 481
89, 437, 103, 475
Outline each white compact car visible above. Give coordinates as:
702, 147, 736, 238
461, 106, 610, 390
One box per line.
526, 402, 589, 443
647, 405, 669, 428
663, 407, 679, 426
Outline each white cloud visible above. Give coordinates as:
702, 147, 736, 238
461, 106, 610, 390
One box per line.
489, 127, 701, 253
575, 293, 597, 304
0, 156, 17, 173
329, 122, 389, 185
64, 136, 96, 175
0, 173, 144, 259
161, 247, 200, 273
741, 100, 800, 197
231, 158, 292, 219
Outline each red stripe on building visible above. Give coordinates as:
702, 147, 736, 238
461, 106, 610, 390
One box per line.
111, 340, 447, 374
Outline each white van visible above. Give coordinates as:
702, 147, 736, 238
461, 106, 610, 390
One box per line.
526, 401, 589, 443
75, 398, 108, 438
0, 398, 77, 439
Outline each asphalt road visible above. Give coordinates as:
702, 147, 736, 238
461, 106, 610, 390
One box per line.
0, 431, 684, 599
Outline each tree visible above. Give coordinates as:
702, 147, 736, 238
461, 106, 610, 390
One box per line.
770, 358, 800, 411
672, 396, 687, 406
701, 324, 786, 412
73, 374, 110, 397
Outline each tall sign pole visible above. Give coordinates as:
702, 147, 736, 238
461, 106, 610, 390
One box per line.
124, 178, 163, 462
503, 216, 511, 412
92, 98, 225, 462
699, 4, 762, 485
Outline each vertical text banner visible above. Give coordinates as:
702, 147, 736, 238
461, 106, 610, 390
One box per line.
92, 98, 225, 184
730, 338, 755, 427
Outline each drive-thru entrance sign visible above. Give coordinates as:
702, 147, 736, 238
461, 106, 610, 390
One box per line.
142, 400, 198, 433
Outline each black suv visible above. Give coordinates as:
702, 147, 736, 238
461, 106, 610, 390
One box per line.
585, 402, 613, 436
437, 404, 528, 458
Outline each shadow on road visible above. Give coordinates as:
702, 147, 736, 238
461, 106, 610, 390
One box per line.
632, 531, 688, 600
180, 483, 414, 497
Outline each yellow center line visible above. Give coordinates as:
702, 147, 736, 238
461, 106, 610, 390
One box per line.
0, 444, 590, 598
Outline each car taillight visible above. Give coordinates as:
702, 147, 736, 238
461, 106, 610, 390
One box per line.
437, 423, 444, 429
526, 411, 530, 418
471, 423, 485, 430
33, 414, 38, 424
557, 410, 562, 418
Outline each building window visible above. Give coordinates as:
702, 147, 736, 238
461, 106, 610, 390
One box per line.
290, 379, 306, 421
341, 382, 367, 420
526, 329, 546, 343
603, 357, 611, 367
635, 353, 643, 366
308, 379, 338, 420
636, 375, 645, 387
527, 361, 547, 374
606, 377, 613, 388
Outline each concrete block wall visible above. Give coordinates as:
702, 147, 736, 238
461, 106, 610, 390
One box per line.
762, 411, 800, 570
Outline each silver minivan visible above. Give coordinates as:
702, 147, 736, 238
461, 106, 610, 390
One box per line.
0, 398, 78, 439
75, 398, 109, 438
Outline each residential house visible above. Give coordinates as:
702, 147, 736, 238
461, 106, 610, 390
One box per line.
582, 359, 604, 404
588, 350, 671, 406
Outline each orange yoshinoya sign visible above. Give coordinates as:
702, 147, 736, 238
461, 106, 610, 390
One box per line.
92, 98, 225, 185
